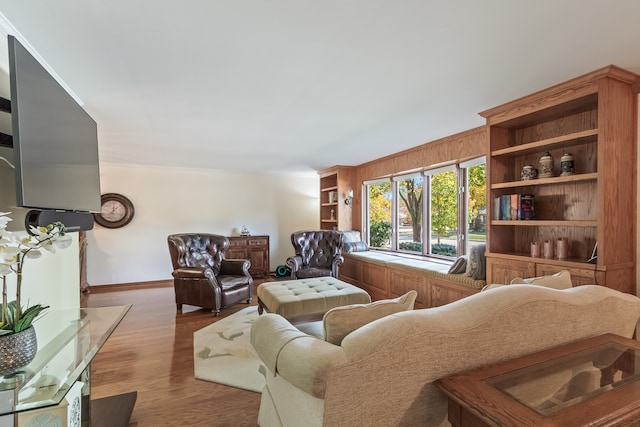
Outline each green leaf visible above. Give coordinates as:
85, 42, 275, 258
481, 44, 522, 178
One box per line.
14, 305, 48, 332
0, 301, 47, 333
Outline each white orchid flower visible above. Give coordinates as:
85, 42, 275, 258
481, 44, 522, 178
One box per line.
0, 229, 19, 243
28, 225, 50, 239
0, 263, 12, 275
53, 235, 72, 249
0, 245, 20, 259
24, 250, 42, 260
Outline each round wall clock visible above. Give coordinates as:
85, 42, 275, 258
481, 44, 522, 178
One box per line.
93, 193, 135, 229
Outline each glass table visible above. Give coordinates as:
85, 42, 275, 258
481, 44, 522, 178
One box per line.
436, 334, 640, 426
0, 305, 135, 427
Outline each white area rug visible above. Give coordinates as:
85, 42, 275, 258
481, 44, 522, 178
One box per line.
193, 306, 264, 393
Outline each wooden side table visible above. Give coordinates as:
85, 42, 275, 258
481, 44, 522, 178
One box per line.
435, 334, 640, 426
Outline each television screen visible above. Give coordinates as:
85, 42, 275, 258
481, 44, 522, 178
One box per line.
8, 35, 101, 213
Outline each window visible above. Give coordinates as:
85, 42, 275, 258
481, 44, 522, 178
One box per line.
364, 157, 485, 259
367, 180, 392, 249
465, 160, 487, 254
396, 174, 423, 254
428, 167, 458, 257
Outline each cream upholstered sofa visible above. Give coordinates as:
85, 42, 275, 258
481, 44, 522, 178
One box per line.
250, 285, 640, 427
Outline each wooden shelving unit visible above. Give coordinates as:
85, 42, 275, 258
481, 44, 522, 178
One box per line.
480, 65, 638, 293
319, 166, 355, 231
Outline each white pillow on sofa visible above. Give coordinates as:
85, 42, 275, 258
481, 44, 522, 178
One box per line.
510, 270, 573, 289
323, 291, 417, 345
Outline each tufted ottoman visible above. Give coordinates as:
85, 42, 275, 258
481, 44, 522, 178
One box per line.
257, 277, 371, 321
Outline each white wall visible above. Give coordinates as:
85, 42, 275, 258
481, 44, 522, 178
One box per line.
88, 164, 319, 285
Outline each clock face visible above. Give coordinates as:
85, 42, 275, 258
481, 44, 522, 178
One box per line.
101, 200, 126, 222
93, 193, 135, 228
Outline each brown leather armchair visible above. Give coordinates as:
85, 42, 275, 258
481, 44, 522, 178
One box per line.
286, 230, 344, 279
167, 233, 253, 316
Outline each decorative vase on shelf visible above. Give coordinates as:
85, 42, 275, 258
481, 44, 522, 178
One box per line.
538, 151, 554, 178
521, 165, 537, 181
560, 153, 575, 176
0, 325, 37, 376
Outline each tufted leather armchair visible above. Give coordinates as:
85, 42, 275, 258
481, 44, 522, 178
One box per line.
167, 233, 253, 316
286, 230, 344, 279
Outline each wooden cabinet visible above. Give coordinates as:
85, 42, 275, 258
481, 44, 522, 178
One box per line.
480, 66, 638, 294
227, 235, 270, 277
339, 254, 480, 309
319, 166, 355, 231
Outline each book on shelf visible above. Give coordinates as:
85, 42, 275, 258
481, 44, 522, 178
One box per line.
500, 195, 511, 220
510, 194, 519, 220
518, 194, 535, 220
496, 194, 535, 220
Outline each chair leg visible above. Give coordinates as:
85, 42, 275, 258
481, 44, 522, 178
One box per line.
176, 303, 182, 310
212, 309, 220, 317
247, 297, 252, 304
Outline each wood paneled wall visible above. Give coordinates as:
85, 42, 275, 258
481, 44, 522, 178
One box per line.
348, 126, 487, 231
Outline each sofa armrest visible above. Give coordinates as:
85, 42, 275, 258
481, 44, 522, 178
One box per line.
251, 313, 347, 398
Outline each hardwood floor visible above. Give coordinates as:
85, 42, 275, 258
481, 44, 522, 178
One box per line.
83, 281, 263, 427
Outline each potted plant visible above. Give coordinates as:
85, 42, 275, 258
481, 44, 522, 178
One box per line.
0, 212, 71, 375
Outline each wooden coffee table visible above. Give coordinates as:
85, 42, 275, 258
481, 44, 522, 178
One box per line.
436, 334, 640, 426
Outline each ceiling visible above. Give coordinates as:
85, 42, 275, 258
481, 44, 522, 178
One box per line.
0, 1, 639, 176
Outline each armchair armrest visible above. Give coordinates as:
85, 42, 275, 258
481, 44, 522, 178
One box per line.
171, 266, 215, 282
251, 313, 347, 398
220, 259, 251, 276
331, 254, 344, 277
332, 255, 344, 267
286, 255, 302, 272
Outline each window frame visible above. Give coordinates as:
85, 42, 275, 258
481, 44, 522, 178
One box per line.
363, 156, 485, 260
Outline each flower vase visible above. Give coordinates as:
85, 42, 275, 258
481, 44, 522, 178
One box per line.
0, 326, 38, 376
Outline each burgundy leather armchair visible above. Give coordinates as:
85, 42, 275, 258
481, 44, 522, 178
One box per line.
286, 230, 344, 279
167, 233, 253, 316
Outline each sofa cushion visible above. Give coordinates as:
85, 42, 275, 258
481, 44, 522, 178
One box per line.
342, 230, 368, 253
465, 243, 486, 280
343, 241, 369, 253
323, 291, 417, 345
510, 270, 573, 289
448, 255, 467, 274
342, 230, 363, 243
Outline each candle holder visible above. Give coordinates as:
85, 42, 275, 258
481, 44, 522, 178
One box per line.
543, 240, 554, 259
557, 237, 569, 260
530, 241, 541, 258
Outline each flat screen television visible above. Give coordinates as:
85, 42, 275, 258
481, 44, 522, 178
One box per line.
8, 35, 101, 214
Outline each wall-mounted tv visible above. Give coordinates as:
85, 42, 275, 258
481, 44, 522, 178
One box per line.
8, 35, 101, 215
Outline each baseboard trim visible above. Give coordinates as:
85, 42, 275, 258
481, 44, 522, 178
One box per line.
88, 279, 173, 293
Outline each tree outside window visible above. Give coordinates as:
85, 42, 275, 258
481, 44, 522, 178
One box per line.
398, 177, 423, 253
430, 170, 457, 257
368, 182, 392, 249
